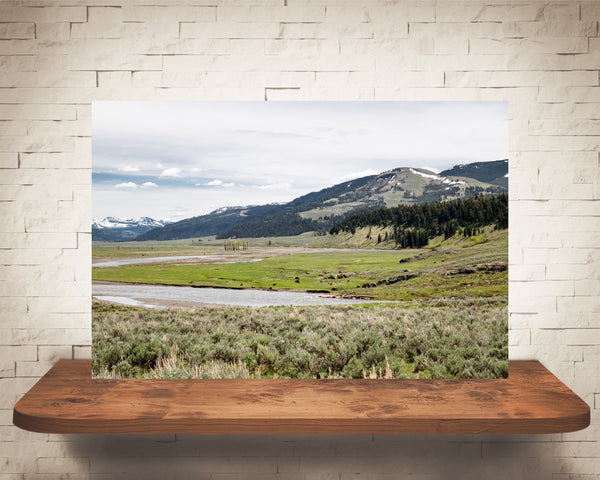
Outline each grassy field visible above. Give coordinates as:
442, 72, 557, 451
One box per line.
93, 296, 508, 380
92, 224, 488, 258
93, 229, 507, 301
92, 228, 508, 379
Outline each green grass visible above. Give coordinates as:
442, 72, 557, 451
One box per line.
92, 229, 508, 379
93, 297, 508, 380
93, 240, 224, 259
93, 229, 507, 301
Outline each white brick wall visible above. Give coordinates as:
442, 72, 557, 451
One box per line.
1, 0, 599, 478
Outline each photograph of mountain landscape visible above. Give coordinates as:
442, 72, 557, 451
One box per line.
92, 101, 508, 380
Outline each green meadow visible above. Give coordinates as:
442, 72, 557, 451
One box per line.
93, 229, 507, 301
92, 228, 508, 379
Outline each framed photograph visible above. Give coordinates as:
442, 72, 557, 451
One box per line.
92, 101, 508, 380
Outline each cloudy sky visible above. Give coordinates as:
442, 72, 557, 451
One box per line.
92, 101, 508, 221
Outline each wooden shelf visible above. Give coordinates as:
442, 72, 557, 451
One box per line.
13, 360, 589, 434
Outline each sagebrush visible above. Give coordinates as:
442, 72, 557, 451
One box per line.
93, 297, 507, 380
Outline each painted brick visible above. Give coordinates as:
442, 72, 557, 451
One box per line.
503, 21, 599, 38
436, 4, 541, 22
0, 23, 35, 40
35, 22, 71, 42
0, 104, 77, 121
0, 6, 87, 22
180, 21, 283, 39
0, 152, 17, 168
73, 346, 92, 360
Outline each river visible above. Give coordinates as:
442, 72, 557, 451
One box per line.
92, 283, 383, 309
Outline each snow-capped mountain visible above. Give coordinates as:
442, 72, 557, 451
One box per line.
92, 217, 171, 242
137, 160, 508, 242
93, 217, 169, 230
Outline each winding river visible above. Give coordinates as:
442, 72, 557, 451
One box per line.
92, 251, 394, 309
92, 283, 380, 309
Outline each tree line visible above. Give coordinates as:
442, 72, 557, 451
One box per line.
330, 193, 508, 248
216, 211, 327, 239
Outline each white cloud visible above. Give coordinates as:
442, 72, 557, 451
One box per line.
160, 167, 181, 177
142, 182, 158, 188
257, 182, 291, 190
203, 179, 235, 187
338, 169, 379, 183
118, 165, 139, 172
206, 179, 223, 186
115, 182, 138, 189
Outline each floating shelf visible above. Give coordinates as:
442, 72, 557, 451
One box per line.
13, 360, 589, 434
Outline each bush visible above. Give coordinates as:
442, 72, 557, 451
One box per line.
92, 299, 508, 379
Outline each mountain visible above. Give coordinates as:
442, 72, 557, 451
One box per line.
130, 159, 508, 241
92, 217, 171, 242
440, 159, 508, 189
134, 203, 286, 242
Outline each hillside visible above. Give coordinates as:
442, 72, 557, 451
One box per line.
440, 159, 508, 189
330, 193, 508, 248
125, 159, 507, 242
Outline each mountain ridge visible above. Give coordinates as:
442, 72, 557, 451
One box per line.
92, 217, 171, 242
95, 159, 508, 242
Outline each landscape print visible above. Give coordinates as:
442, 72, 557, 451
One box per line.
92, 101, 508, 379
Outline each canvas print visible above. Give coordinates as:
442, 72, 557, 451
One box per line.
92, 101, 508, 379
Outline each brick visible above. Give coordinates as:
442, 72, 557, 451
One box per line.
434, 37, 468, 55
280, 22, 374, 39
503, 21, 598, 38
436, 4, 541, 22
510, 294, 557, 314
265, 38, 339, 55
73, 346, 91, 360
567, 329, 600, 345
16, 360, 58, 378
122, 5, 216, 24
557, 296, 600, 314
414, 22, 504, 40
35, 22, 70, 42
0, 6, 86, 23
0, 23, 35, 40
508, 264, 546, 282
0, 104, 77, 121
180, 21, 282, 39
37, 346, 72, 362
509, 328, 530, 346
249, 5, 325, 22
0, 328, 91, 346
37, 457, 90, 474
446, 70, 598, 88
560, 345, 583, 362
0, 152, 17, 168
97, 71, 132, 88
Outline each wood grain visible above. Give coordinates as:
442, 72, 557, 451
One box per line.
13, 360, 589, 434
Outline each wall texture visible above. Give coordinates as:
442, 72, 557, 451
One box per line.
1, 0, 599, 478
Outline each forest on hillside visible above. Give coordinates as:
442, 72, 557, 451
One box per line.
330, 193, 508, 248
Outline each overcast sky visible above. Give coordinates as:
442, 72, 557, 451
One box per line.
92, 101, 508, 221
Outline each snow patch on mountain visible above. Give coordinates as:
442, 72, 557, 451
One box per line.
93, 217, 171, 230
409, 168, 466, 185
